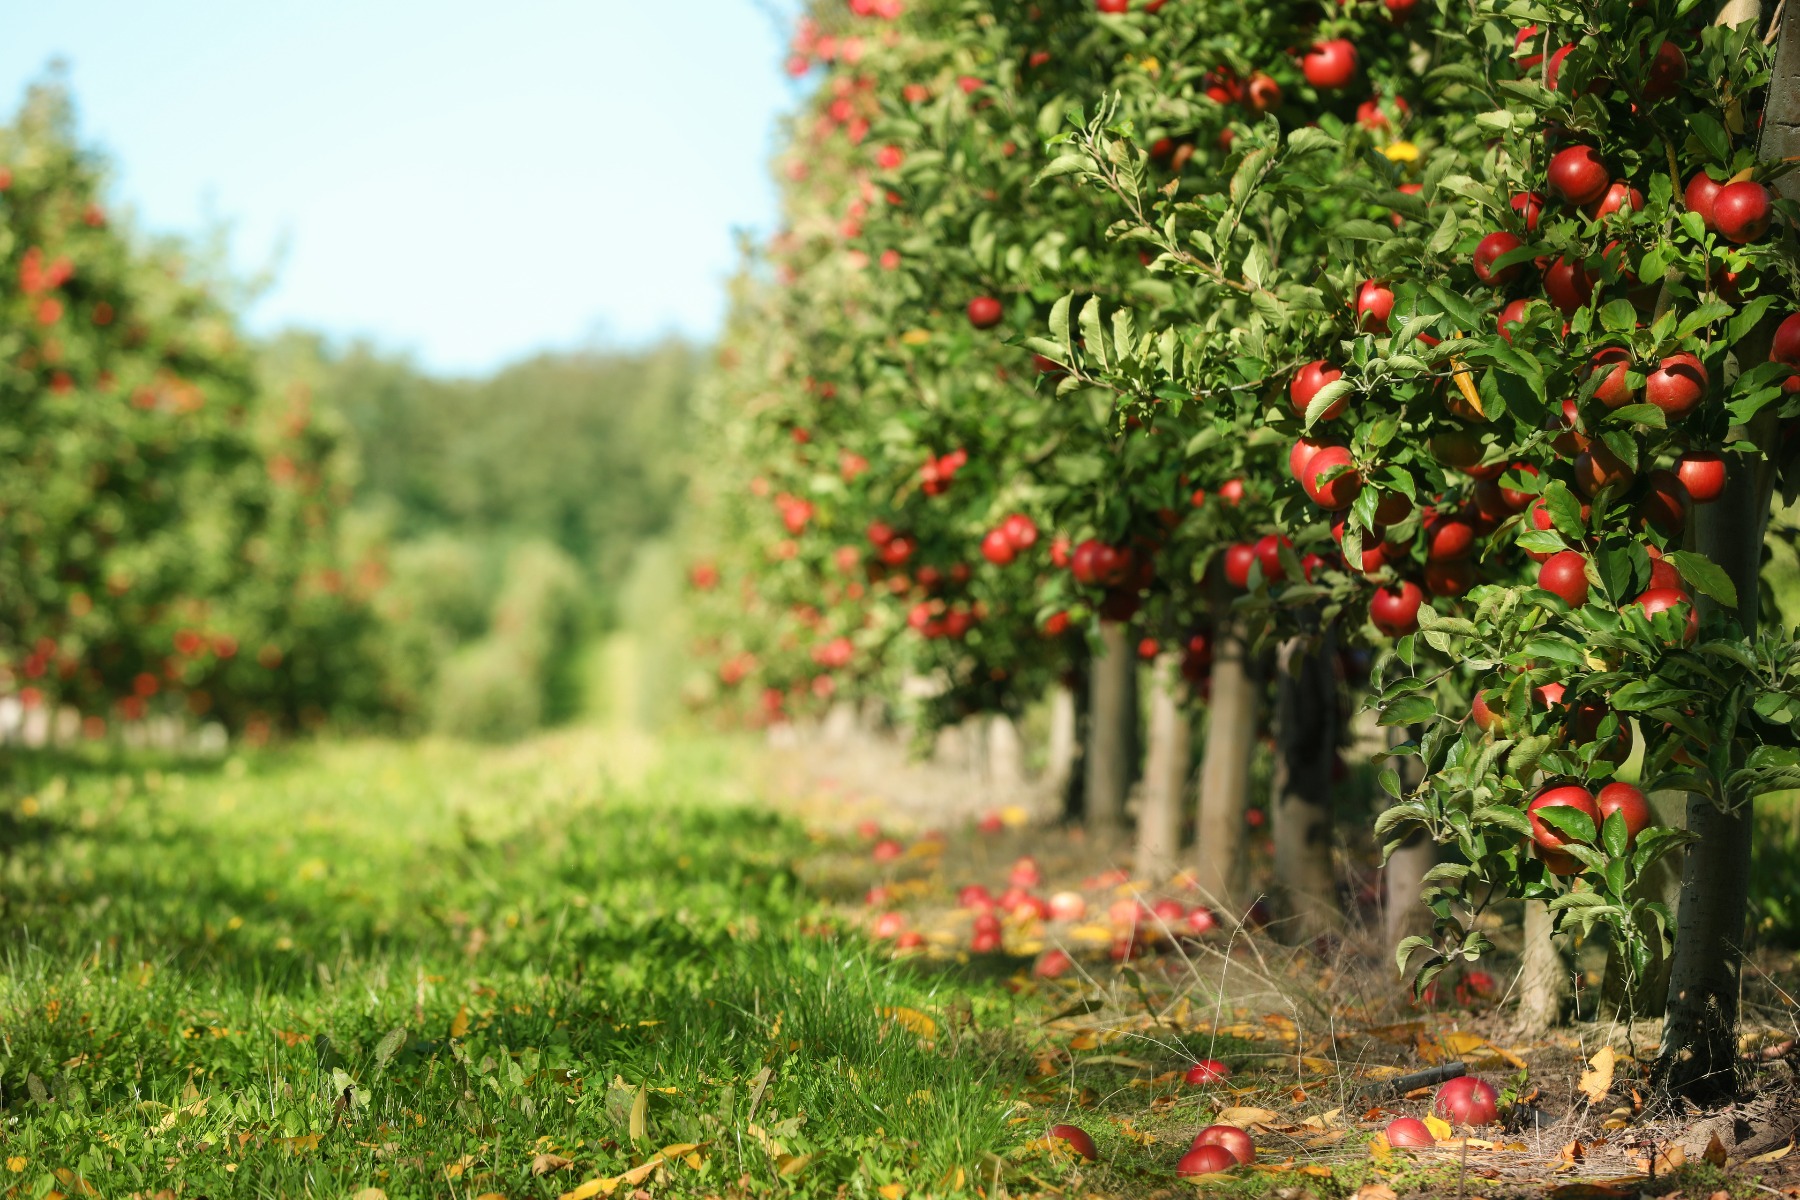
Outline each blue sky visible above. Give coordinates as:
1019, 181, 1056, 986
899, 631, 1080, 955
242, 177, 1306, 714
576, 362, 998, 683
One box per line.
1, 2, 799, 375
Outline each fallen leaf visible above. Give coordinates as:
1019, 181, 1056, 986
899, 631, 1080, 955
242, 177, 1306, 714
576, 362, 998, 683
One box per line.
351, 1190, 387, 1200
449, 1005, 470, 1039
1703, 1134, 1728, 1168
1424, 1115, 1454, 1142
1217, 1106, 1280, 1127
1357, 1185, 1398, 1200
1633, 1143, 1684, 1174
777, 1152, 814, 1176
1578, 1046, 1616, 1106
1301, 1165, 1334, 1177
533, 1154, 575, 1176
1068, 1031, 1100, 1051
879, 1186, 906, 1200
629, 1085, 647, 1143
1745, 1140, 1794, 1164
880, 1007, 938, 1039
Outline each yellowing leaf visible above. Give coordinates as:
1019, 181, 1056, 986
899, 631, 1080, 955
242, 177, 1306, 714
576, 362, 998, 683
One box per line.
880, 1007, 938, 1038
1578, 1045, 1615, 1106
1358, 1185, 1399, 1200
1747, 1141, 1794, 1164
900, 329, 931, 346
1704, 1133, 1728, 1168
6, 1158, 25, 1174
1068, 1031, 1100, 1051
629, 1084, 648, 1142
659, 1143, 699, 1159
777, 1152, 815, 1176
879, 1185, 907, 1200
1217, 1107, 1280, 1127
449, 1005, 470, 1039
1424, 1115, 1454, 1142
532, 1154, 575, 1176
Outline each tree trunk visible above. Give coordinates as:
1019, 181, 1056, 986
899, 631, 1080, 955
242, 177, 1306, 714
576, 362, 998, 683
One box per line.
1136, 649, 1191, 881
1382, 725, 1438, 946
1657, 418, 1776, 1099
1271, 630, 1341, 943
1194, 578, 1258, 906
1044, 681, 1079, 799
988, 713, 1026, 795
1085, 620, 1134, 835
1515, 900, 1572, 1036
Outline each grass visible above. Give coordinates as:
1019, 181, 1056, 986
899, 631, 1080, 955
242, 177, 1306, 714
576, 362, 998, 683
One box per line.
0, 730, 1029, 1198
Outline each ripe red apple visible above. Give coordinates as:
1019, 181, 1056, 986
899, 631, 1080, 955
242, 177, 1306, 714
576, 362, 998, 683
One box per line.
1548, 145, 1610, 206
895, 930, 925, 950
1301, 39, 1358, 90
1643, 39, 1687, 101
1178, 1144, 1240, 1176
1304, 446, 1362, 509
1424, 514, 1476, 561
1185, 1059, 1231, 1085
1002, 513, 1040, 549
1497, 298, 1532, 343
1035, 949, 1073, 978
1575, 443, 1634, 496
1424, 560, 1476, 598
1375, 491, 1413, 524
1538, 550, 1591, 607
1048, 1124, 1098, 1160
1245, 72, 1282, 111
981, 528, 1017, 566
1356, 279, 1396, 331
1193, 1125, 1255, 1165
1646, 544, 1682, 590
1529, 784, 1600, 856
873, 838, 904, 862
1676, 452, 1726, 503
1774, 312, 1800, 364
967, 296, 1004, 328
1644, 353, 1707, 421
1511, 191, 1545, 231
1253, 534, 1292, 581
872, 911, 906, 939
1714, 180, 1772, 244
1587, 182, 1645, 220
1597, 781, 1654, 850
1471, 689, 1501, 732
1185, 905, 1216, 934
1434, 1076, 1500, 1126
1589, 346, 1638, 408
1370, 581, 1425, 637
1386, 1117, 1437, 1147
1632, 586, 1698, 643
1291, 360, 1346, 419
1473, 231, 1525, 285
1289, 436, 1333, 482
1684, 171, 1724, 230
1639, 469, 1690, 535
1545, 256, 1595, 315
1218, 477, 1246, 505
1223, 543, 1258, 589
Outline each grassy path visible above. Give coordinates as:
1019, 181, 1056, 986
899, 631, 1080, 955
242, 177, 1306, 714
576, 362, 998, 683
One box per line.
0, 731, 1023, 1198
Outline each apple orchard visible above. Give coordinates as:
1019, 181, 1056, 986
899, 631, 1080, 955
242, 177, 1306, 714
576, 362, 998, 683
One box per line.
685, 0, 1800, 1102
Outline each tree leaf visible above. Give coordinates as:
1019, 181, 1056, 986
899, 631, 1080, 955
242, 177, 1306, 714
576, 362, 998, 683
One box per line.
1665, 551, 1737, 607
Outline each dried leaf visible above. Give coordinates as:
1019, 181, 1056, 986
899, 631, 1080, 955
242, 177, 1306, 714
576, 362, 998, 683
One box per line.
879, 1007, 938, 1039
629, 1085, 648, 1143
1424, 1115, 1454, 1142
448, 1005, 470, 1039
776, 1152, 814, 1177
1068, 1031, 1100, 1051
1745, 1140, 1794, 1164
533, 1154, 575, 1176
1703, 1133, 1728, 1168
1578, 1046, 1616, 1105
1357, 1186, 1399, 1200
1217, 1106, 1281, 1126
879, 1187, 907, 1200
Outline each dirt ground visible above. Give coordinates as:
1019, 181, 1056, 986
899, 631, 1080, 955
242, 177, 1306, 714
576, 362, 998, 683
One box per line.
760, 720, 1800, 1199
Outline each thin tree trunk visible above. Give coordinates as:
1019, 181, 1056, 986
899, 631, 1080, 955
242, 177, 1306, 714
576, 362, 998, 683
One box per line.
1657, 415, 1776, 1099
1085, 620, 1133, 835
1044, 681, 1078, 798
1271, 630, 1341, 943
1194, 577, 1258, 906
988, 713, 1026, 795
1515, 900, 1572, 1036
1382, 725, 1438, 946
1136, 649, 1191, 881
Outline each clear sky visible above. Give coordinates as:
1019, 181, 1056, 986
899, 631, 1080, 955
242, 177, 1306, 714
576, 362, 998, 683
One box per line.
1, 1, 798, 375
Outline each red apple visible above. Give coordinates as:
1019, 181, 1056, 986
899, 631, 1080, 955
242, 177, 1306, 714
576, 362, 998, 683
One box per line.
1714, 180, 1772, 244
1424, 560, 1476, 597
1511, 191, 1545, 232
1002, 513, 1040, 549
1291, 360, 1346, 419
1035, 949, 1073, 978
1223, 543, 1258, 589
1632, 586, 1698, 643
1289, 436, 1333, 482
1253, 534, 1292, 581
1386, 1117, 1437, 1147
1574, 443, 1634, 496
1185, 905, 1216, 934
1642, 39, 1687, 101
1548, 145, 1610, 207
1193, 1125, 1255, 1165
1544, 256, 1595, 315
1587, 182, 1645, 220
1596, 781, 1654, 850
1048, 1124, 1098, 1160
1245, 72, 1282, 111
1434, 1076, 1500, 1125
1473, 231, 1525, 285
1357, 279, 1396, 331
981, 528, 1017, 566
1538, 550, 1591, 608
967, 296, 1004, 328
1471, 689, 1501, 732
1646, 544, 1682, 590
1589, 347, 1638, 408
1185, 1059, 1231, 1085
1676, 452, 1726, 503
1096, 0, 1129, 11
1685, 171, 1724, 230
1497, 298, 1532, 343
1529, 784, 1600, 852
1178, 1144, 1239, 1176
1639, 468, 1690, 536
1304, 446, 1362, 509
1425, 514, 1476, 561
1301, 39, 1358, 90
1644, 353, 1707, 421
1370, 581, 1425, 637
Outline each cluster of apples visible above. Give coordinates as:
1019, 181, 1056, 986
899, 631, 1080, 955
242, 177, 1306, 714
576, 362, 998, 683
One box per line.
1527, 780, 1653, 875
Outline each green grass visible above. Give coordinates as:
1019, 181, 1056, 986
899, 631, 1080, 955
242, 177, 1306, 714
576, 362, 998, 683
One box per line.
0, 732, 1028, 1198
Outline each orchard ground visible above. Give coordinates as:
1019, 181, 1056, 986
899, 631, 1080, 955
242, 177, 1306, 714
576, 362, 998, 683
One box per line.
2, 711, 1800, 1199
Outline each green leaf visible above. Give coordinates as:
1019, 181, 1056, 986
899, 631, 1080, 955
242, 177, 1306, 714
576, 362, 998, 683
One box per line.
1078, 296, 1109, 369
1605, 403, 1668, 429
1229, 147, 1273, 209
1049, 293, 1073, 352
1601, 809, 1630, 859
1034, 155, 1093, 184
1687, 116, 1728, 165
1473, 805, 1534, 838
1544, 480, 1585, 540
1665, 551, 1738, 607
1395, 934, 1436, 976
1333, 219, 1395, 242
1304, 379, 1355, 430
1536, 804, 1597, 845
1674, 300, 1733, 340
1380, 695, 1437, 726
